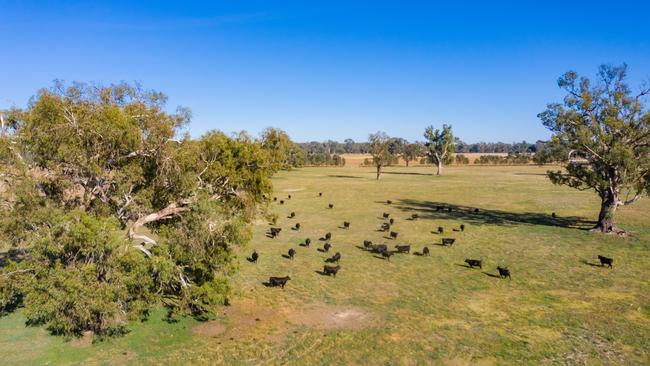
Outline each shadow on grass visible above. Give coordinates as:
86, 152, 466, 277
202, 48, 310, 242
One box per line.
382, 171, 433, 176
454, 263, 473, 269
483, 272, 502, 278
580, 259, 606, 267
314, 270, 329, 276
281, 254, 293, 260
327, 175, 363, 179
393, 199, 594, 229
0, 248, 28, 268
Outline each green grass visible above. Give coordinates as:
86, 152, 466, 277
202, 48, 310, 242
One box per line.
1, 165, 649, 365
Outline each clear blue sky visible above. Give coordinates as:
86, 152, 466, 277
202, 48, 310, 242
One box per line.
1, 1, 649, 143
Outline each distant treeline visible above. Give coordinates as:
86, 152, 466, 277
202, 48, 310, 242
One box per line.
297, 139, 550, 155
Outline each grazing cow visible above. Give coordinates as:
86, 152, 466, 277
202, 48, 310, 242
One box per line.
383, 212, 390, 219
389, 231, 398, 239
294, 223, 301, 230
289, 212, 295, 218
343, 221, 350, 229
387, 200, 392, 204
251, 250, 259, 263
497, 266, 511, 279
464, 259, 482, 269
442, 238, 455, 246
323, 242, 332, 252
328, 252, 341, 263
287, 194, 292, 199
380, 249, 393, 260
370, 244, 388, 253
380, 223, 390, 231
269, 276, 291, 288
280, 200, 285, 205
319, 192, 323, 197
328, 203, 334, 209
460, 224, 465, 232
411, 214, 419, 220
273, 197, 277, 201
438, 226, 444, 234
325, 232, 332, 241
389, 218, 395, 225
598, 255, 613, 268
269, 227, 282, 238
363, 240, 373, 249
422, 247, 430, 256
323, 265, 341, 277
305, 238, 311, 246
288, 248, 296, 260
552, 212, 557, 218
394, 244, 411, 254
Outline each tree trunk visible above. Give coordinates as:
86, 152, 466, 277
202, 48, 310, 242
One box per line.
594, 189, 618, 233
436, 161, 442, 175
376, 165, 381, 180
405, 159, 409, 167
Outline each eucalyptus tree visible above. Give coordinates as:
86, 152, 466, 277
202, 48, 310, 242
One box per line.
0, 82, 275, 335
539, 64, 650, 233
368, 132, 393, 180
401, 143, 424, 167
423, 124, 456, 175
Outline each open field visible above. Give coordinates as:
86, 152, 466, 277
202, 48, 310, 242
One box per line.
1, 165, 649, 365
341, 153, 511, 166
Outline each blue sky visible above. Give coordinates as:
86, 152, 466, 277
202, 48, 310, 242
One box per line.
1, 1, 649, 143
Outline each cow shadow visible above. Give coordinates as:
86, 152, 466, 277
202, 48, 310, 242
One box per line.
314, 270, 329, 276
580, 259, 603, 267
483, 272, 502, 278
281, 254, 293, 260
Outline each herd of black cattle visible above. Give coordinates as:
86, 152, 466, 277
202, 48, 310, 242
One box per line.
253, 192, 614, 289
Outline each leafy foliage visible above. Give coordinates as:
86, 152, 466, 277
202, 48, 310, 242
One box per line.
423, 124, 456, 175
538, 64, 650, 232
0, 82, 275, 336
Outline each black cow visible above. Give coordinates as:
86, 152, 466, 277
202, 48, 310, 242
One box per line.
287, 194, 292, 199
269, 227, 282, 238
363, 240, 373, 249
370, 244, 388, 253
343, 221, 350, 229
325, 232, 332, 241
323, 242, 331, 252
280, 200, 285, 205
464, 259, 482, 269
251, 250, 259, 263
474, 208, 479, 213
380, 223, 390, 231
294, 223, 301, 230
380, 249, 393, 260
387, 200, 392, 204
268, 276, 291, 288
551, 212, 557, 218
323, 265, 341, 277
273, 197, 277, 201
288, 248, 296, 259
327, 252, 341, 263
460, 224, 465, 232
383, 212, 390, 219
289, 212, 295, 218
389, 231, 398, 239
422, 247, 430, 256
411, 214, 419, 220
328, 203, 334, 209
437, 226, 444, 234
497, 266, 511, 279
598, 255, 613, 268
305, 238, 311, 246
394, 244, 410, 254
319, 192, 323, 197
389, 218, 395, 225
441, 238, 455, 246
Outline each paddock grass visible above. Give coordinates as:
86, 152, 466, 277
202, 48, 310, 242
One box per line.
1, 165, 649, 365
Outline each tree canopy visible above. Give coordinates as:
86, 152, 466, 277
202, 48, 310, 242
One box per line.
538, 64, 650, 233
0, 82, 277, 336
423, 124, 456, 175
368, 132, 393, 180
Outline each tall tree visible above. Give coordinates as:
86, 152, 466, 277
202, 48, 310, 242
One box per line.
260, 127, 304, 170
423, 124, 456, 175
401, 143, 424, 167
368, 132, 393, 180
539, 64, 650, 233
0, 82, 274, 336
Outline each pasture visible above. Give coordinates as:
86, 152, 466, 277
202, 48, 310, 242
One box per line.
1, 165, 649, 365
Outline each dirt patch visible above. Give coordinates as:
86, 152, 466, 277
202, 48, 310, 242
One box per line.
193, 321, 227, 337
289, 305, 374, 330
70, 331, 94, 348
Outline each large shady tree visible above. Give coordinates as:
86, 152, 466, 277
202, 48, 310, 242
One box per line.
0, 82, 276, 336
423, 124, 455, 175
368, 131, 393, 180
539, 64, 650, 233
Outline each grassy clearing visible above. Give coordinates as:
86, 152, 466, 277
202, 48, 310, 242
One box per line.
1, 165, 649, 365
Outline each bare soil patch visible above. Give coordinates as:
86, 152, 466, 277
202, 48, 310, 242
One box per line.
192, 321, 227, 337
288, 305, 375, 330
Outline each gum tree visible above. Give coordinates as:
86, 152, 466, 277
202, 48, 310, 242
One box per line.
423, 124, 456, 175
369, 132, 393, 180
538, 64, 650, 233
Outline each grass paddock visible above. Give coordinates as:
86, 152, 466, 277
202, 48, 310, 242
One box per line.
1, 165, 649, 365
